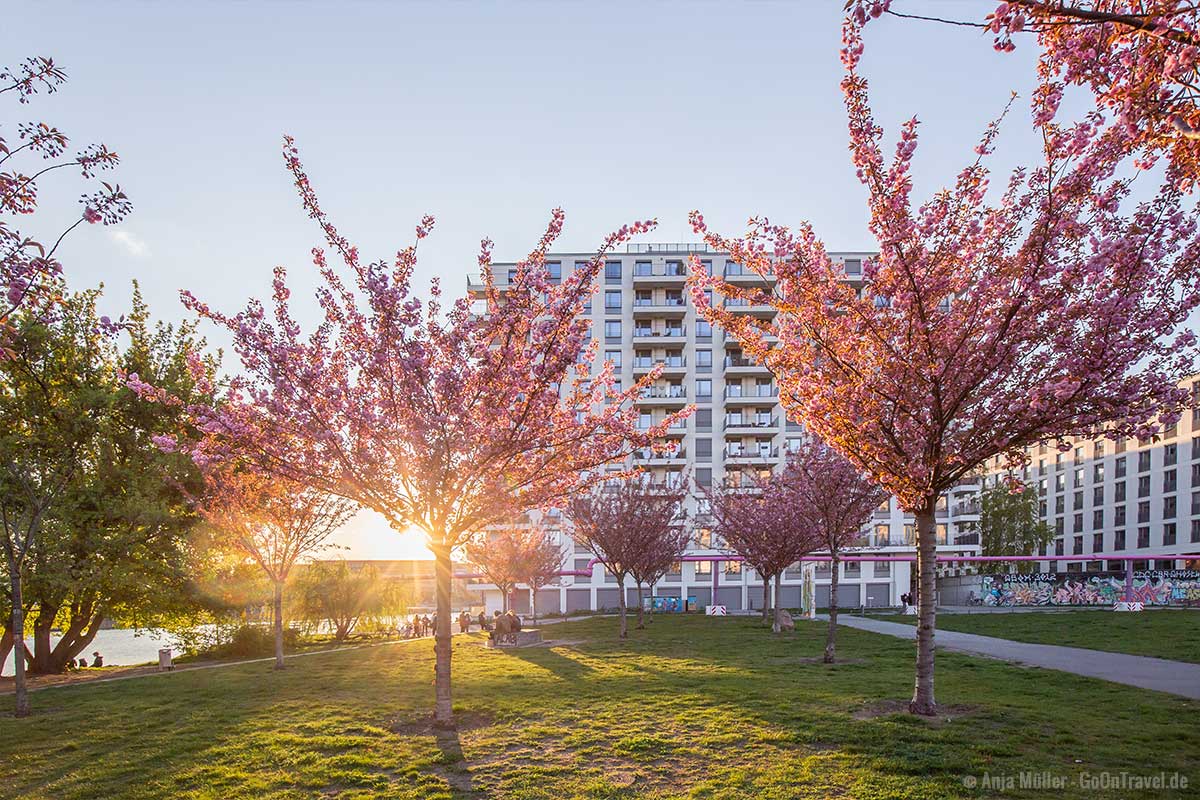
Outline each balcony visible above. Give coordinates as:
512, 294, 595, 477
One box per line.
954, 532, 981, 546
632, 357, 687, 375
722, 266, 776, 286
724, 354, 769, 374
721, 298, 775, 317
724, 415, 777, 433
952, 500, 981, 517
632, 297, 687, 318
634, 447, 687, 464
723, 386, 778, 405
636, 385, 688, 406
632, 328, 687, 346
724, 445, 779, 463
632, 261, 689, 286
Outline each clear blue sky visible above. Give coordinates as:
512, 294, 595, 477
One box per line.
5, 2, 1048, 559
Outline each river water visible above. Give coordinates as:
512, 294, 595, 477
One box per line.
2, 628, 177, 676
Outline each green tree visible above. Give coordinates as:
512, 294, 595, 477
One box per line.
978, 481, 1055, 574
1, 286, 215, 712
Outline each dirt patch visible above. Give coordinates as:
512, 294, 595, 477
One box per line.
389, 711, 494, 736
852, 699, 981, 725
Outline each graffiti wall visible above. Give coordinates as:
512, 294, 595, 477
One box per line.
980, 571, 1200, 607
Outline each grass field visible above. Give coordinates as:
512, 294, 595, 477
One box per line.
886, 608, 1200, 663
0, 616, 1196, 799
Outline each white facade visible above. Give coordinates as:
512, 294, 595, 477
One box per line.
467, 245, 982, 615
982, 376, 1200, 573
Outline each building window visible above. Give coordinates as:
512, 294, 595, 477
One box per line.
696, 408, 712, 431
1116, 457, 1127, 478
873, 561, 890, 577
1137, 501, 1150, 524
1115, 505, 1126, 526
696, 379, 712, 399
604, 290, 621, 310
1164, 523, 1177, 546
695, 560, 712, 577
1055, 538, 1064, 556
1073, 491, 1083, 510
696, 468, 711, 487
696, 438, 712, 459
1073, 467, 1084, 487
1073, 513, 1083, 533
604, 261, 622, 282
1115, 529, 1126, 550
1092, 533, 1103, 552
1192, 519, 1200, 543
604, 349, 622, 367
1093, 463, 1105, 482
604, 320, 621, 339
844, 562, 861, 578
1137, 527, 1150, 548
1055, 474, 1066, 492
725, 560, 742, 575
696, 349, 712, 368
696, 319, 712, 337
1055, 496, 1065, 514
1164, 495, 1177, 518
547, 261, 562, 282
1138, 475, 1151, 498
1165, 443, 1178, 466
1164, 469, 1177, 493
574, 558, 592, 583
1073, 536, 1083, 555
1093, 486, 1104, 506
1138, 450, 1151, 472
1194, 489, 1200, 515
1115, 482, 1127, 502
1092, 509, 1104, 529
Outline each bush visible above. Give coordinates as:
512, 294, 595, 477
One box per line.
190, 625, 302, 661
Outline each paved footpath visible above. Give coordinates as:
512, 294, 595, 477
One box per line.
829, 614, 1200, 700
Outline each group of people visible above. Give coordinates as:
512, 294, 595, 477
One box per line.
398, 609, 526, 640
403, 614, 434, 639
487, 609, 524, 646
64, 652, 103, 670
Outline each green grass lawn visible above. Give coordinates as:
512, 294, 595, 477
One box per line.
0, 616, 1196, 799
883, 608, 1200, 663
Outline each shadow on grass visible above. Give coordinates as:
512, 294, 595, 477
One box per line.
502, 643, 595, 682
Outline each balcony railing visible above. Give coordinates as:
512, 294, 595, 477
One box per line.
633, 297, 686, 307
724, 416, 776, 429
633, 262, 689, 277
725, 385, 777, 399
633, 357, 686, 369
632, 328, 685, 338
639, 386, 687, 399
724, 446, 779, 459
724, 355, 765, 368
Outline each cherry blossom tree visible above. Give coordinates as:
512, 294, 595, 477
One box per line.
625, 503, 691, 629
687, 18, 1200, 713
1, 56, 131, 351
465, 528, 540, 614
141, 138, 682, 725
514, 528, 565, 626
782, 441, 885, 663
566, 478, 687, 639
200, 465, 356, 670
706, 470, 818, 634
852, 1, 1200, 185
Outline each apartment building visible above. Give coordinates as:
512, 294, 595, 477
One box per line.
465, 244, 982, 615
983, 376, 1200, 573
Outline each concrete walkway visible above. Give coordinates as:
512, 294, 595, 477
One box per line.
829, 614, 1200, 700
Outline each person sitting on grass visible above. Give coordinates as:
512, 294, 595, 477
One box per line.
478, 611, 490, 631
91, 652, 103, 668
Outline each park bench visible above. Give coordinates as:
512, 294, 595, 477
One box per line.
486, 629, 543, 648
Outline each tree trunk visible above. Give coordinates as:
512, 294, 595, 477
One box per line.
9, 570, 30, 717
501, 585, 510, 614
824, 553, 839, 663
635, 581, 644, 629
273, 580, 285, 670
30, 604, 56, 675
761, 571, 770, 624
432, 542, 454, 726
772, 572, 783, 634
529, 586, 536, 626
617, 574, 628, 639
910, 502, 939, 716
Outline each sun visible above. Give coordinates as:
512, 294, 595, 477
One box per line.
326, 510, 432, 561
